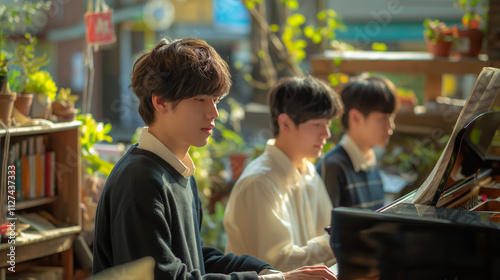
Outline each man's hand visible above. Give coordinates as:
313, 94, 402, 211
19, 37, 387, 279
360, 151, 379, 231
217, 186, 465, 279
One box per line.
282, 265, 337, 280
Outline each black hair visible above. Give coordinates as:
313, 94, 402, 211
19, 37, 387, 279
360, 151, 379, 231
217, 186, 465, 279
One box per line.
268, 76, 343, 137
341, 75, 398, 130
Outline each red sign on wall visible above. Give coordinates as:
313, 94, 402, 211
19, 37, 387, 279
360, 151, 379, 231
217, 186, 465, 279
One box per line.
85, 10, 116, 46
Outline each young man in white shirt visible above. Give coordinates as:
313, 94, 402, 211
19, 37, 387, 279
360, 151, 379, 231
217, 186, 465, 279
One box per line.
224, 76, 343, 272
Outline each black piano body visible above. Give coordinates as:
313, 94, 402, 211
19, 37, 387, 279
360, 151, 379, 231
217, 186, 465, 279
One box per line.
330, 111, 500, 280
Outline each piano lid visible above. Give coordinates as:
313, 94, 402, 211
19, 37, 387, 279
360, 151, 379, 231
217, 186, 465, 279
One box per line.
431, 111, 500, 206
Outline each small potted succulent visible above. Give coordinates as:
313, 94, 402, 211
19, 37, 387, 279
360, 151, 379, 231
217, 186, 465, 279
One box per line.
423, 19, 458, 57
52, 87, 79, 122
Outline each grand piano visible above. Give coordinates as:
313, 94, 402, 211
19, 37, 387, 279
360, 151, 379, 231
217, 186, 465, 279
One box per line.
329, 68, 500, 280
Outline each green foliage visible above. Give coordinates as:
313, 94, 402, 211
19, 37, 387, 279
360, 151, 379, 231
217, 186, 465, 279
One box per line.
423, 19, 457, 44
382, 135, 450, 175
200, 201, 227, 250
55, 87, 79, 106
0, 55, 7, 75
372, 42, 388, 52
24, 70, 57, 100
241, 0, 347, 90
282, 9, 345, 63
11, 34, 50, 93
77, 114, 115, 177
0, 1, 51, 72
454, 0, 487, 30
7, 69, 21, 92
244, 0, 263, 9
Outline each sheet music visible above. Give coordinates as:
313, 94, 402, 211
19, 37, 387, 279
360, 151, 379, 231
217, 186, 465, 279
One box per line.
412, 67, 500, 204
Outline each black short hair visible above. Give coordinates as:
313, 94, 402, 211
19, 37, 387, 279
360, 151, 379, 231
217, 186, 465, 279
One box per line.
130, 38, 231, 125
341, 75, 398, 130
268, 76, 343, 137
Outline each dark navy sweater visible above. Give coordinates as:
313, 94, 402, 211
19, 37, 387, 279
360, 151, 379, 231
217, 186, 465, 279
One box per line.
317, 146, 385, 210
93, 145, 271, 279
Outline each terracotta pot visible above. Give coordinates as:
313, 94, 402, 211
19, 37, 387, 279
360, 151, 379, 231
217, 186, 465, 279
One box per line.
31, 93, 52, 119
52, 102, 77, 122
229, 153, 248, 181
0, 92, 17, 127
14, 93, 34, 117
455, 28, 484, 57
425, 36, 454, 57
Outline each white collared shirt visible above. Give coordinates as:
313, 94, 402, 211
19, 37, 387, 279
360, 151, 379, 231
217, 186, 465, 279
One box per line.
137, 127, 195, 178
224, 139, 335, 272
339, 134, 376, 172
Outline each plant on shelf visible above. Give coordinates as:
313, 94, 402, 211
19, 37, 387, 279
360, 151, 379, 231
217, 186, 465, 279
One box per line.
454, 0, 488, 57
0, 53, 9, 92
423, 19, 457, 57
1, 1, 52, 117
24, 70, 57, 100
455, 0, 486, 30
0, 54, 15, 126
11, 34, 50, 93
11, 34, 51, 117
52, 87, 79, 122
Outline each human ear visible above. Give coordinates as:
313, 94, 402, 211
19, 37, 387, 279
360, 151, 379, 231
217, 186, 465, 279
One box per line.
278, 113, 291, 132
349, 109, 362, 126
151, 95, 168, 113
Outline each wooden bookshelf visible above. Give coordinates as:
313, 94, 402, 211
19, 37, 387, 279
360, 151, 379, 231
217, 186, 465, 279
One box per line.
0, 122, 82, 280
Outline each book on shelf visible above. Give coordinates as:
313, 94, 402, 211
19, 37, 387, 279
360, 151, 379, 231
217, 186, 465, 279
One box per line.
7, 135, 56, 202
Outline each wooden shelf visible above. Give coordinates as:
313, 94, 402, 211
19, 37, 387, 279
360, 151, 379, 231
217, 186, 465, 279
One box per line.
0, 122, 82, 280
0, 226, 80, 262
311, 51, 500, 103
0, 121, 81, 137
16, 197, 58, 211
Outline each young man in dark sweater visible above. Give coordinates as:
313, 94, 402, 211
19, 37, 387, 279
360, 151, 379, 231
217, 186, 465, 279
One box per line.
92, 38, 337, 280
317, 75, 398, 211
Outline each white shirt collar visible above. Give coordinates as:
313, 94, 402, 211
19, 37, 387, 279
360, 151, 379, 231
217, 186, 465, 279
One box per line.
339, 134, 377, 172
137, 127, 195, 178
266, 139, 313, 180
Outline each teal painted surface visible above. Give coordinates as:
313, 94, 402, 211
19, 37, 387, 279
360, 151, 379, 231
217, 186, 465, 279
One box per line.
336, 21, 461, 42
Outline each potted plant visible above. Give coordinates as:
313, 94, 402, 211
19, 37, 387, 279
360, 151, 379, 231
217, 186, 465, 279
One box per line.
11, 34, 50, 116
52, 87, 79, 122
423, 19, 458, 57
0, 56, 16, 127
25, 70, 57, 119
454, 0, 487, 57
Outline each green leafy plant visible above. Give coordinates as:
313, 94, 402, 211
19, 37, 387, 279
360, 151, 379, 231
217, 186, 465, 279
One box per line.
423, 19, 458, 44
383, 135, 449, 177
454, 0, 487, 29
77, 114, 115, 177
0, 1, 51, 76
200, 201, 227, 250
0, 55, 7, 76
55, 87, 79, 107
24, 70, 57, 100
11, 34, 50, 93
240, 0, 346, 90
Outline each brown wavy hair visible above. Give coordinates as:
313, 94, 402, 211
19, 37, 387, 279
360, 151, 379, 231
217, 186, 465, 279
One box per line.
130, 38, 231, 125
